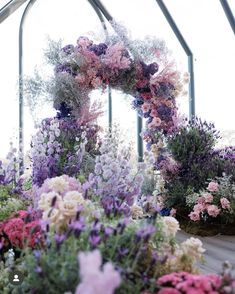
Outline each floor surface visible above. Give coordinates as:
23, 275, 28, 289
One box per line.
177, 231, 235, 274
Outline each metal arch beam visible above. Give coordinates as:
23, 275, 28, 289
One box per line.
155, 0, 195, 118
87, 0, 113, 130
19, 0, 37, 173
219, 0, 235, 35
91, 0, 113, 21
0, 0, 28, 23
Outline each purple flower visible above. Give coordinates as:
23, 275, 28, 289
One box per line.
89, 235, 101, 248
34, 266, 43, 274
70, 217, 86, 238
89, 43, 108, 56
136, 224, 156, 242
62, 44, 74, 55
104, 226, 114, 237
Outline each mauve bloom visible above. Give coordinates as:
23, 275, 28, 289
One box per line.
170, 208, 177, 217
220, 197, 230, 210
148, 117, 162, 128
76, 250, 121, 294
62, 44, 74, 55
141, 103, 151, 113
207, 182, 219, 192
193, 204, 205, 213
207, 205, 221, 217
189, 211, 200, 221
201, 193, 213, 203
136, 224, 156, 242
77, 36, 93, 49
150, 109, 158, 117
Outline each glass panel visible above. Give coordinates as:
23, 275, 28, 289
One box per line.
164, 0, 235, 135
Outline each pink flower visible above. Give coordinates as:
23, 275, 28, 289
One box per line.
207, 182, 219, 192
220, 197, 230, 210
207, 205, 221, 217
150, 109, 158, 117
141, 103, 151, 113
103, 43, 130, 71
202, 193, 213, 203
148, 117, 162, 128
170, 208, 177, 217
76, 250, 121, 294
77, 36, 93, 49
187, 288, 204, 294
197, 196, 206, 205
193, 204, 205, 213
189, 211, 200, 221
158, 288, 181, 294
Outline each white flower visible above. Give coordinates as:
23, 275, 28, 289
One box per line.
58, 200, 77, 219
181, 237, 205, 261
43, 208, 64, 229
162, 216, 180, 237
64, 191, 85, 204
47, 176, 69, 194
38, 192, 62, 210
131, 205, 144, 219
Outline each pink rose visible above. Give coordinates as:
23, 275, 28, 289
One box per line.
189, 211, 200, 221
148, 117, 162, 128
193, 204, 205, 213
150, 109, 158, 117
202, 193, 213, 203
207, 182, 219, 192
170, 208, 177, 217
197, 197, 206, 205
207, 205, 221, 217
220, 197, 230, 210
141, 103, 151, 113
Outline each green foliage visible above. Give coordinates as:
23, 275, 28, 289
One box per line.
165, 119, 221, 209
0, 186, 26, 221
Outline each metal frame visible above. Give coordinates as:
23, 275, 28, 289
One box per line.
219, 0, 235, 34
0, 0, 28, 23
155, 0, 195, 118
19, 0, 37, 172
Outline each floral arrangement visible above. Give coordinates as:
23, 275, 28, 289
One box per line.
1, 23, 234, 293
89, 127, 145, 217
25, 28, 188, 172
156, 265, 235, 294
154, 118, 235, 231
36, 175, 96, 231
49, 35, 186, 136
0, 209, 42, 252
186, 176, 235, 235
2, 205, 204, 294
31, 117, 100, 187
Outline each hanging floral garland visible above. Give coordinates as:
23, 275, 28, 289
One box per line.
52, 35, 188, 144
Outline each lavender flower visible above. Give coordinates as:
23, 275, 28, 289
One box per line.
90, 128, 144, 217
